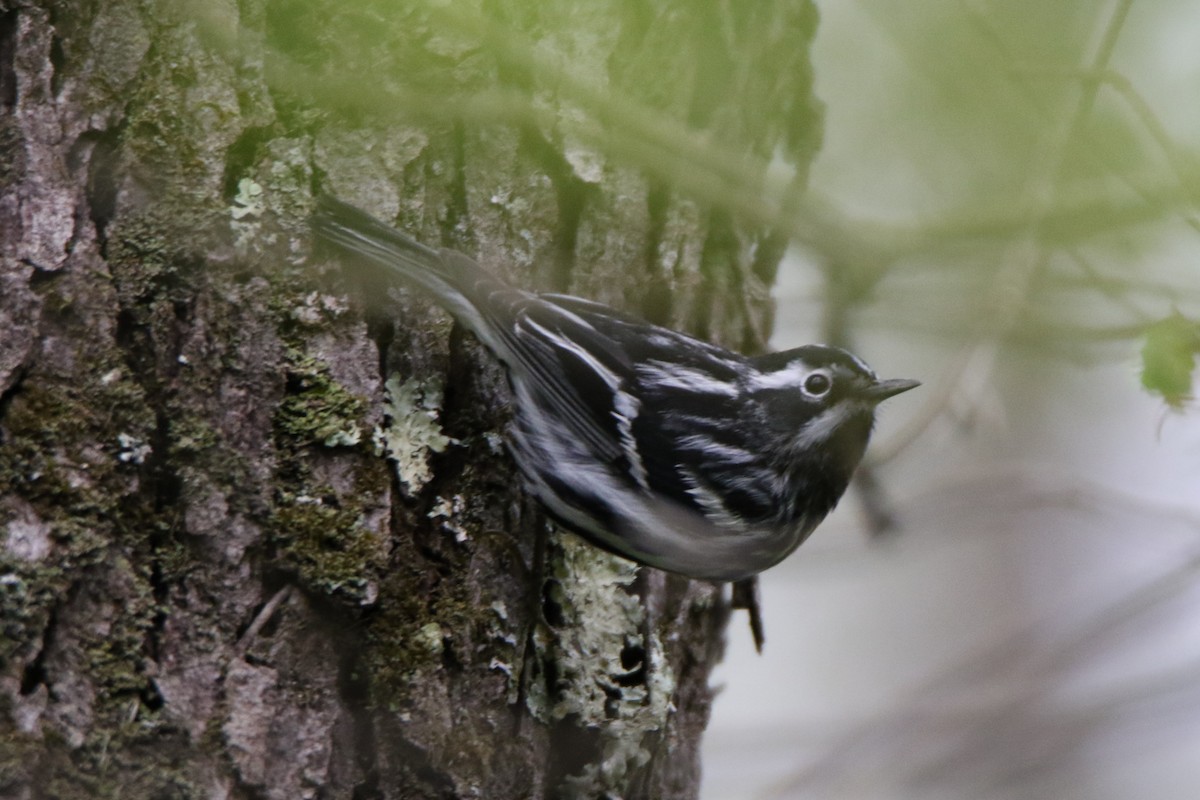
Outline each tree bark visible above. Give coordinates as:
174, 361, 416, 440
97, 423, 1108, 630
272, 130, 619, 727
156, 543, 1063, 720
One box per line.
0, 1, 820, 797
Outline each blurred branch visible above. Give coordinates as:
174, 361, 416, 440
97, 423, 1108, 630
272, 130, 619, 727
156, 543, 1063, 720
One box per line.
194, 3, 1197, 273
866, 0, 1153, 467
796, 175, 1196, 288
196, 1, 1193, 473
1050, 260, 1200, 306
764, 468, 1200, 798
1060, 250, 1161, 325
866, 342, 1001, 467
1010, 63, 1200, 233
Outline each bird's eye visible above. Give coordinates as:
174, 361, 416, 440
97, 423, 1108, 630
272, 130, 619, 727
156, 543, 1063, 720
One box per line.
803, 372, 832, 396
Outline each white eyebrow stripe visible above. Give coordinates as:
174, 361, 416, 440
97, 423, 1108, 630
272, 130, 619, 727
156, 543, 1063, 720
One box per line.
749, 361, 813, 391
843, 350, 875, 377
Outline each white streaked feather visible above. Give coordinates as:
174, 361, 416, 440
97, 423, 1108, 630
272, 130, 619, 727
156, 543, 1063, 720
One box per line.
522, 316, 621, 391
787, 401, 867, 452
638, 360, 739, 396
613, 389, 648, 489
673, 434, 759, 464
678, 467, 743, 530
507, 404, 818, 581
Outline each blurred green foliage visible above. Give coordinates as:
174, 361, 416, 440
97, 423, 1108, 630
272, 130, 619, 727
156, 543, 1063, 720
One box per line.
1141, 314, 1200, 408
803, 0, 1200, 413
198, 0, 823, 231
199, 0, 1200, 407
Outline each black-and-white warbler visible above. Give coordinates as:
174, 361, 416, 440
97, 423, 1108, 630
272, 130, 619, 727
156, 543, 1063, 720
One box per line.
312, 196, 918, 582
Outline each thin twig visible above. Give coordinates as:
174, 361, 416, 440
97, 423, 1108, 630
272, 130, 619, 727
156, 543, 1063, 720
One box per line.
234, 586, 295, 656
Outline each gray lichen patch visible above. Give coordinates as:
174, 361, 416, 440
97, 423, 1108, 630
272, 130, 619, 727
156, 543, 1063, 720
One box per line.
373, 374, 455, 495
230, 177, 266, 253
528, 531, 676, 797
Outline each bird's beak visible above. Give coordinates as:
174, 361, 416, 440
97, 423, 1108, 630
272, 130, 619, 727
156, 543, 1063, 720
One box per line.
864, 378, 921, 402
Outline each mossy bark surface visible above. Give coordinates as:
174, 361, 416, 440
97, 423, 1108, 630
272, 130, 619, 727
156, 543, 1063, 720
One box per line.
0, 1, 820, 797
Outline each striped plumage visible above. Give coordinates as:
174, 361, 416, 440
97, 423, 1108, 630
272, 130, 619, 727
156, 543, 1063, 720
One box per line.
312, 196, 918, 581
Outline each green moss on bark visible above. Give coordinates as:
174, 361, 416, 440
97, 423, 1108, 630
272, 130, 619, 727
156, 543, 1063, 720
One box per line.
268, 501, 384, 605
275, 348, 369, 448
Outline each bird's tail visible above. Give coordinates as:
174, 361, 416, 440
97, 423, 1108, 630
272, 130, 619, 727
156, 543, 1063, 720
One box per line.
310, 195, 512, 337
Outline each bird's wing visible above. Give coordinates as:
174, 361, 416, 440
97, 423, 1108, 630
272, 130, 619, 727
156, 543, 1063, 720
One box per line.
497, 296, 638, 468
535, 296, 777, 521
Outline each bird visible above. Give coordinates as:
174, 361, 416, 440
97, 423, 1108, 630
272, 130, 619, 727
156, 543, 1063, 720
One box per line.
311, 195, 918, 582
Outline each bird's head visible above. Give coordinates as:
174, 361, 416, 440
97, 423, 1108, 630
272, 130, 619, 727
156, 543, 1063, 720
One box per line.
748, 345, 919, 474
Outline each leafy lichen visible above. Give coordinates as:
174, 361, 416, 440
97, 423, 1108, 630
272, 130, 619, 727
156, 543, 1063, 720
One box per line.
528, 532, 676, 797
230, 177, 266, 252
230, 177, 265, 221
372, 374, 454, 494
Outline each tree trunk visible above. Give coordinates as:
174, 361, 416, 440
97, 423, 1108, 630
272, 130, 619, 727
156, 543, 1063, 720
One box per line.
0, 1, 820, 797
